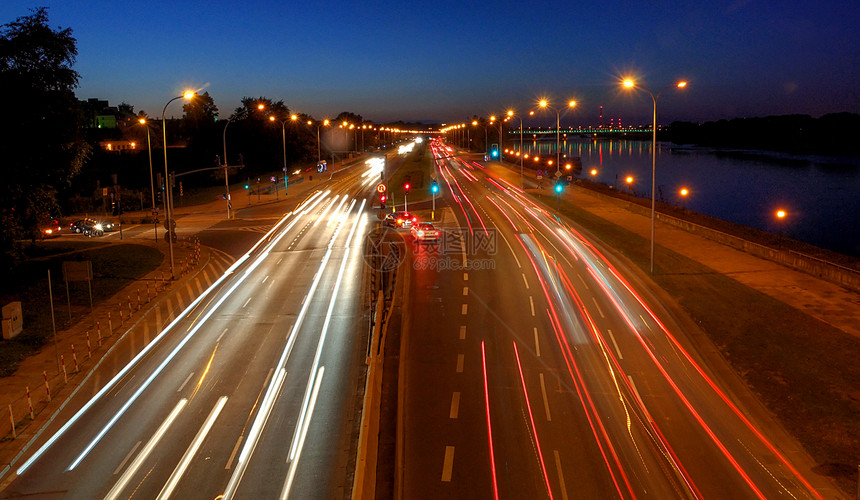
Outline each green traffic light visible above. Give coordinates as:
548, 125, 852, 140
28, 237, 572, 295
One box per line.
554, 183, 563, 193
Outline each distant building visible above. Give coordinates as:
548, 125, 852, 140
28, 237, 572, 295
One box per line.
98, 140, 138, 152
80, 98, 119, 129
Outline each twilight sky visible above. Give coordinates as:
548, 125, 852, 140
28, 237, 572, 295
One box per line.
2, 1, 859, 126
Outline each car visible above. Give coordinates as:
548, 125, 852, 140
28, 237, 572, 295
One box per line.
383, 211, 418, 229
411, 222, 440, 242
69, 218, 105, 237
38, 218, 62, 239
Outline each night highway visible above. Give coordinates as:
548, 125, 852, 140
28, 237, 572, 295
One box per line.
396, 139, 827, 499
2, 160, 385, 498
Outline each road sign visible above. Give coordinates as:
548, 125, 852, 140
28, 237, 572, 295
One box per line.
164, 231, 177, 243
163, 218, 176, 231
554, 171, 562, 178
537, 175, 543, 180
536, 170, 543, 176
376, 183, 387, 194
567, 176, 573, 182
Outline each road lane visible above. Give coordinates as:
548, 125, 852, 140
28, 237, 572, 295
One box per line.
3, 157, 386, 499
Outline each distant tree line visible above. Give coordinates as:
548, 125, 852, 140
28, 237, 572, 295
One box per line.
667, 113, 860, 155
0, 8, 426, 269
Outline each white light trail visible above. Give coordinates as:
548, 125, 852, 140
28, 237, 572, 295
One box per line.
103, 399, 187, 500
157, 396, 228, 500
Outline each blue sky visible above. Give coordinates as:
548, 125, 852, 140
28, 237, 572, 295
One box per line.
2, 1, 859, 125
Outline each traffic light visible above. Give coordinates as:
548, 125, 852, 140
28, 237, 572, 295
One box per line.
404, 182, 410, 194
490, 143, 499, 158
244, 183, 250, 190
379, 193, 386, 208
554, 182, 563, 193
431, 180, 439, 194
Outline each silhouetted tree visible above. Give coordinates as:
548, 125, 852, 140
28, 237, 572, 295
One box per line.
0, 7, 90, 266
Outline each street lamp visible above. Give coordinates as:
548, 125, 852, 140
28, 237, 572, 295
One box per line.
316, 119, 330, 163
161, 90, 196, 279
622, 77, 688, 274
139, 118, 157, 242
506, 110, 524, 188
537, 99, 577, 176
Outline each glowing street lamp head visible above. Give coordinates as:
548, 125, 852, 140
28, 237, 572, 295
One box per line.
776, 209, 787, 219
680, 187, 690, 196
291, 114, 298, 121
269, 116, 275, 122
677, 81, 688, 88
323, 119, 330, 126
538, 99, 548, 108
568, 100, 577, 108
626, 175, 634, 184
507, 110, 514, 117
139, 118, 146, 125
472, 120, 478, 126
183, 91, 196, 100
257, 103, 265, 110
590, 168, 598, 176
622, 79, 635, 88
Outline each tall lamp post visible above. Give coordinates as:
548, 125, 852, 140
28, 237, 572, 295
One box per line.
139, 118, 157, 242
316, 119, 330, 163
537, 99, 577, 176
489, 115, 503, 159
161, 91, 196, 279
506, 110, 524, 188
622, 78, 688, 274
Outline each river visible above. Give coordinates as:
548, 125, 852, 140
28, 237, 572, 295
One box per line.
511, 139, 860, 258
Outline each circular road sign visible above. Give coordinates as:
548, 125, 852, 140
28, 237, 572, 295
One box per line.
376, 183, 387, 194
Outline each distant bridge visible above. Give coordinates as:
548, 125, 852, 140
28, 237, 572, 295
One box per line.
511, 127, 655, 138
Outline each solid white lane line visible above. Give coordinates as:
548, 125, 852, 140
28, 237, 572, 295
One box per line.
456, 354, 464, 373
539, 373, 552, 421
112, 441, 140, 475
554, 450, 569, 500
177, 372, 195, 393
449, 392, 461, 419
534, 328, 541, 357
225, 435, 243, 470
591, 297, 605, 318
441, 446, 455, 482
104, 399, 187, 499
529, 296, 535, 316
522, 273, 529, 289
496, 225, 522, 268
608, 329, 623, 360
461, 304, 468, 315
459, 325, 466, 340
242, 297, 252, 308
158, 396, 228, 499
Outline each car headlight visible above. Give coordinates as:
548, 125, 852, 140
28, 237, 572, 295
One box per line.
94, 223, 103, 231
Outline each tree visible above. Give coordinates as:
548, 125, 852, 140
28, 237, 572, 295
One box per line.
0, 7, 90, 265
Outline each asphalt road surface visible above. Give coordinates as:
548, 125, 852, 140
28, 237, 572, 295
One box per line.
396, 140, 827, 499
2, 158, 390, 499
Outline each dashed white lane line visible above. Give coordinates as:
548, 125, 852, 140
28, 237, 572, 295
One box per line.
591, 296, 605, 318
449, 392, 461, 419
554, 450, 569, 500
456, 354, 464, 373
462, 287, 469, 296
577, 273, 589, 290
459, 325, 466, 340
534, 327, 541, 357
522, 273, 529, 289
441, 446, 455, 482
463, 272, 469, 281
540, 372, 552, 421
242, 297, 252, 308
461, 304, 468, 315
608, 329, 623, 360
529, 296, 535, 316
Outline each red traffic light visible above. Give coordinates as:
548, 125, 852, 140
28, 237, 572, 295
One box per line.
404, 182, 411, 191
380, 194, 387, 203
